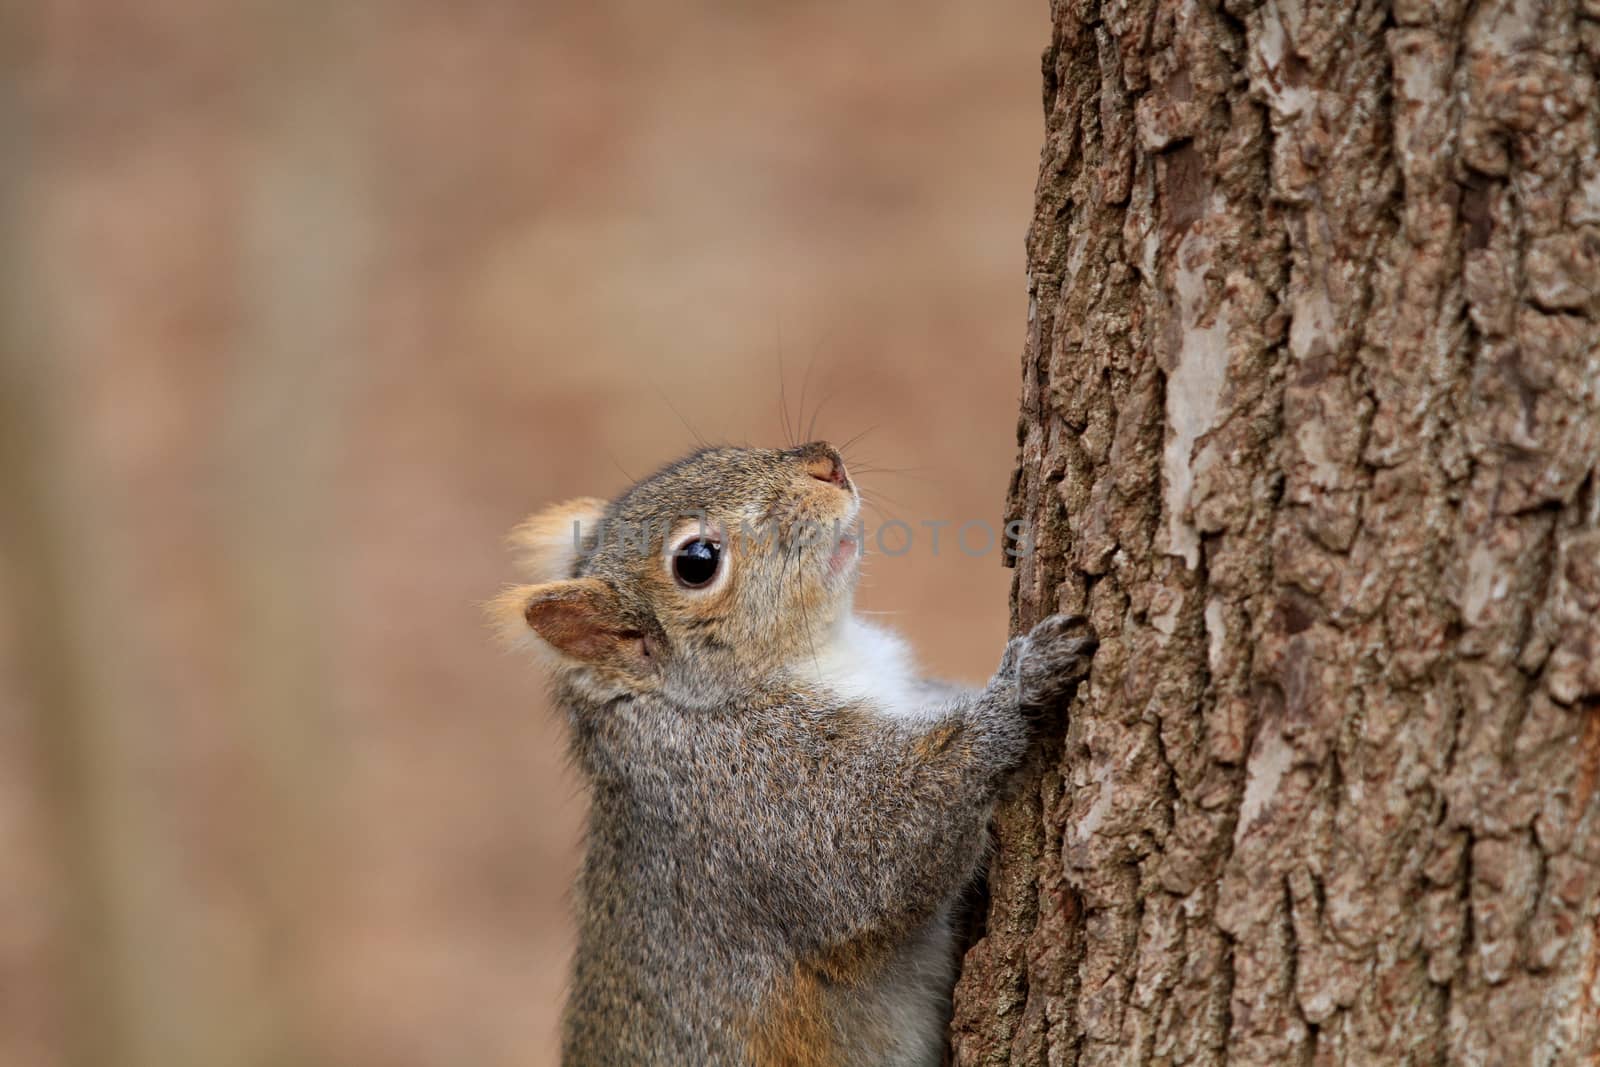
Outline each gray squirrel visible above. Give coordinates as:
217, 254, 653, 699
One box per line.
488, 441, 1096, 1066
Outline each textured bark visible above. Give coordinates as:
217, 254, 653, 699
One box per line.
951, 1, 1600, 1064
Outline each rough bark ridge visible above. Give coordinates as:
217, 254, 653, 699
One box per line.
951, 1, 1600, 1063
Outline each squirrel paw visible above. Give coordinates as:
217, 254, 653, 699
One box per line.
1008, 613, 1097, 716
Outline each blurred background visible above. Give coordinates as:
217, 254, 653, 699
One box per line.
0, 3, 1047, 1065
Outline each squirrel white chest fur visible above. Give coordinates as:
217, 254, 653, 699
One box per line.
801, 614, 935, 722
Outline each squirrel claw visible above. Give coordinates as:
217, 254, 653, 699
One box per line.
1015, 613, 1096, 716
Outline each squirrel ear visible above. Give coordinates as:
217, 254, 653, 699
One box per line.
507, 497, 608, 581
487, 578, 651, 672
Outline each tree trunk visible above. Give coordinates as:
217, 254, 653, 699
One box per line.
951, 1, 1600, 1064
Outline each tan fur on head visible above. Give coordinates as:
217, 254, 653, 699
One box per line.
508, 497, 608, 581
485, 582, 551, 653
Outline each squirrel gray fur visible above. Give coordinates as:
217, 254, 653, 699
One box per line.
488, 441, 1096, 1066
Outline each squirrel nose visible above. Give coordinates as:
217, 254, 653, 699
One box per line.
798, 442, 849, 489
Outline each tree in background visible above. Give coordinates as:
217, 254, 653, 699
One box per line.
953, 1, 1600, 1063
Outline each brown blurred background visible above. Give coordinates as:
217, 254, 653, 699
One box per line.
0, 3, 1047, 1065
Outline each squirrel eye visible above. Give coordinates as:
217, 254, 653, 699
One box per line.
672, 538, 721, 589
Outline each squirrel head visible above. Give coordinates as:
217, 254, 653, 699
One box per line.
489, 442, 861, 707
